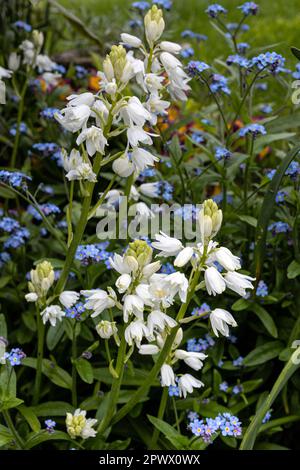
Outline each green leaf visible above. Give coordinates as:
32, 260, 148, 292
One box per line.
238, 215, 257, 227
287, 260, 300, 279
46, 321, 65, 350
254, 144, 300, 283
291, 46, 300, 61
253, 133, 295, 153
0, 397, 23, 411
240, 346, 300, 449
0, 314, 7, 337
0, 368, 17, 398
241, 379, 263, 393
25, 430, 72, 449
0, 424, 13, 447
231, 298, 251, 311
147, 415, 190, 449
48, 0, 102, 48
243, 341, 282, 367
22, 357, 72, 390
30, 401, 74, 417
0, 276, 11, 289
93, 367, 160, 386
74, 358, 94, 384
18, 405, 41, 432
250, 304, 278, 338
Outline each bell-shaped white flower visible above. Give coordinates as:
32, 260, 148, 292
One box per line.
178, 374, 204, 398
160, 364, 175, 387
120, 33, 142, 48
138, 344, 160, 355
131, 147, 159, 172
123, 294, 144, 322
174, 246, 194, 267
152, 231, 183, 257
76, 126, 108, 156
109, 253, 137, 274
25, 292, 38, 303
112, 155, 135, 177
145, 95, 170, 125
147, 310, 177, 335
8, 52, 20, 72
160, 41, 182, 54
96, 320, 118, 339
62, 148, 82, 173
124, 320, 149, 347
127, 126, 153, 147
116, 273, 132, 294
164, 272, 189, 303
144, 5, 165, 46
133, 202, 155, 220
174, 350, 207, 371
67, 92, 95, 108
120, 97, 152, 127
224, 271, 255, 296
214, 247, 241, 271
210, 308, 237, 337
142, 261, 161, 279
82, 289, 116, 317
204, 266, 226, 296
59, 291, 80, 309
143, 73, 164, 94
41, 305, 65, 327
55, 104, 91, 132
66, 163, 97, 182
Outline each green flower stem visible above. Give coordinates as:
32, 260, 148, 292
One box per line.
67, 181, 74, 247
2, 409, 25, 449
98, 334, 127, 434
244, 135, 255, 211
10, 78, 28, 169
54, 152, 103, 295
32, 305, 45, 405
150, 386, 168, 449
240, 346, 300, 450
71, 322, 77, 408
109, 267, 202, 429
88, 174, 117, 220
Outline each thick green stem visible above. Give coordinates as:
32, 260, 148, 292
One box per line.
54, 153, 103, 294
2, 409, 25, 449
240, 346, 300, 450
150, 386, 168, 449
71, 323, 77, 407
244, 136, 255, 212
109, 268, 202, 429
32, 307, 45, 405
10, 78, 28, 168
98, 334, 127, 434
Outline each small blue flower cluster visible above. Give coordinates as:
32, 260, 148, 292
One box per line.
9, 122, 28, 136
52, 64, 66, 74
227, 54, 249, 68
292, 64, 300, 80
219, 381, 243, 395
181, 30, 207, 41
27, 203, 61, 221
40, 107, 60, 120
0, 170, 31, 189
180, 47, 194, 59
168, 384, 180, 397
275, 190, 286, 204
160, 262, 176, 274
268, 221, 290, 235
4, 348, 26, 366
45, 419, 56, 433
250, 52, 286, 74
0, 216, 30, 249
153, 0, 172, 10
239, 123, 266, 138
227, 23, 250, 32
65, 302, 86, 320
265, 168, 276, 180
215, 146, 232, 161
256, 280, 269, 297
0, 252, 11, 268
237, 42, 250, 55
206, 4, 227, 18
75, 65, 88, 78
156, 181, 173, 200
211, 74, 230, 95
13, 21, 32, 32
131, 1, 150, 11
187, 61, 210, 77
232, 356, 244, 367
260, 104, 273, 114
191, 302, 211, 317
75, 242, 111, 267
285, 161, 300, 179
191, 130, 205, 144
174, 204, 199, 221
187, 333, 215, 353
129, 19, 143, 29
238, 2, 259, 16
189, 412, 242, 442
262, 410, 272, 423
